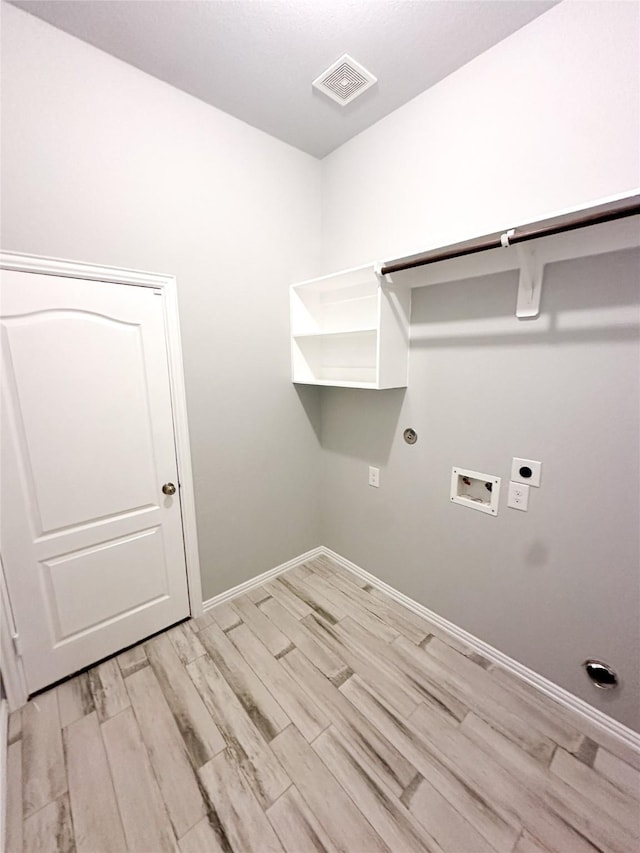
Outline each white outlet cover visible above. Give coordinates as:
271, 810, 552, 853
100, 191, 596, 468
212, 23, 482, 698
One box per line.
508, 480, 530, 511
511, 458, 542, 487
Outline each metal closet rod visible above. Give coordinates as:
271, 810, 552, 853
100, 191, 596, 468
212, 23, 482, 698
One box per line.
379, 194, 640, 276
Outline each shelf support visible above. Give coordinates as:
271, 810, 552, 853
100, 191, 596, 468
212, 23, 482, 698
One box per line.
515, 243, 544, 319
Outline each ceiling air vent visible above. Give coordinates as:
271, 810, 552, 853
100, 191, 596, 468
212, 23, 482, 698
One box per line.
312, 54, 377, 106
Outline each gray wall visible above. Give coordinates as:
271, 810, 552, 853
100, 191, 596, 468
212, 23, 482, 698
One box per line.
319, 0, 640, 730
1, 3, 323, 600
2, 0, 639, 731
320, 252, 640, 730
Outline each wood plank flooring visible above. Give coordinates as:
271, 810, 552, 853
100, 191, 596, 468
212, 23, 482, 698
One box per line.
5, 555, 640, 852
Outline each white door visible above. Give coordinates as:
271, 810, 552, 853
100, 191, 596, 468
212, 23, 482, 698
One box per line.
1, 270, 191, 693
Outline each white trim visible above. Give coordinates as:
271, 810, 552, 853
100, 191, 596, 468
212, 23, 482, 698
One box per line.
0, 251, 175, 289
0, 697, 7, 853
320, 547, 640, 755
0, 251, 203, 644
0, 556, 28, 711
157, 271, 203, 617
202, 547, 324, 610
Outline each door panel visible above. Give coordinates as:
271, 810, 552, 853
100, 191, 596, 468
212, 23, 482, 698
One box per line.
41, 526, 168, 642
1, 271, 190, 692
3, 310, 157, 533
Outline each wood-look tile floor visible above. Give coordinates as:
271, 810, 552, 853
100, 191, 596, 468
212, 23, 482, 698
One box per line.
5, 555, 640, 853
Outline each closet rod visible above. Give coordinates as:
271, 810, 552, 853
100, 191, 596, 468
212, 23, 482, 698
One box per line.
380, 194, 640, 276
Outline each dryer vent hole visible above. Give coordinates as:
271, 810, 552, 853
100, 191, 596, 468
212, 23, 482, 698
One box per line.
583, 659, 618, 689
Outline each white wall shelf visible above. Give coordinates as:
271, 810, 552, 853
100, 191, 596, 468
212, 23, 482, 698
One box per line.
292, 328, 378, 339
380, 192, 640, 319
291, 194, 639, 389
291, 264, 410, 389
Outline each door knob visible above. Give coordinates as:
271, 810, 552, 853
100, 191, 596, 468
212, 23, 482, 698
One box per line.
162, 483, 176, 496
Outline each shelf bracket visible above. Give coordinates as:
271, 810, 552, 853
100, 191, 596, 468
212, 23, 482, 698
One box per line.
515, 243, 544, 319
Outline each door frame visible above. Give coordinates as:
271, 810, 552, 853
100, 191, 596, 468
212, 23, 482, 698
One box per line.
0, 251, 203, 710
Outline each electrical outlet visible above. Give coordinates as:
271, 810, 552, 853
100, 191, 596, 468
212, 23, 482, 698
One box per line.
368, 466, 380, 488
507, 481, 529, 511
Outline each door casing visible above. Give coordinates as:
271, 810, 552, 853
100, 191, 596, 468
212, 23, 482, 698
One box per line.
0, 252, 202, 710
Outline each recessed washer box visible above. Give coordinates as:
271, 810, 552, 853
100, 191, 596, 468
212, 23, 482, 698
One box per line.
450, 467, 501, 516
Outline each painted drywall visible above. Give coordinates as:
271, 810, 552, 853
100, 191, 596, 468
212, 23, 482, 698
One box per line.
320, 0, 640, 730
2, 0, 639, 732
323, 1, 639, 265
0, 2, 323, 600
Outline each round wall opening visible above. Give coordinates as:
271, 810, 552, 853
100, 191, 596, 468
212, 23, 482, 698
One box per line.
583, 659, 618, 689
403, 428, 417, 445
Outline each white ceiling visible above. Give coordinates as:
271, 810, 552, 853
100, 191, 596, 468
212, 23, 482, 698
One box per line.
9, 0, 559, 158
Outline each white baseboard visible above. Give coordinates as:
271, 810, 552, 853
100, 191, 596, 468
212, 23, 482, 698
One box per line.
322, 546, 640, 756
202, 547, 325, 611
200, 544, 640, 755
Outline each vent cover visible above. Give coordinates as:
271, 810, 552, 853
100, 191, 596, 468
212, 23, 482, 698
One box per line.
313, 54, 377, 106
